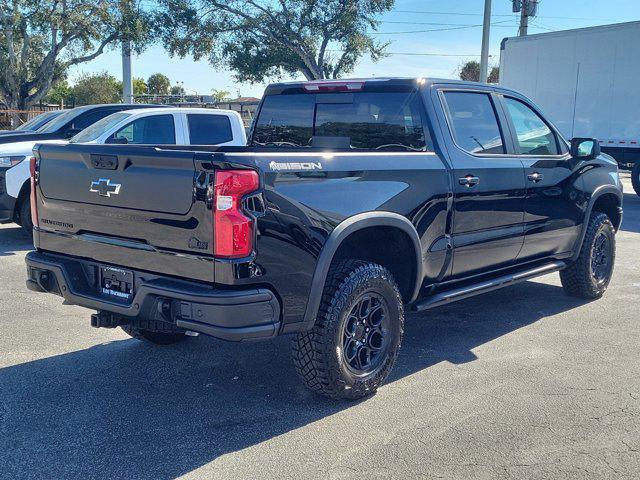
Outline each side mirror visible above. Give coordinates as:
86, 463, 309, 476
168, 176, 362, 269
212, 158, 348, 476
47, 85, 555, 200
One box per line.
570, 138, 601, 160
64, 128, 82, 139
105, 136, 128, 145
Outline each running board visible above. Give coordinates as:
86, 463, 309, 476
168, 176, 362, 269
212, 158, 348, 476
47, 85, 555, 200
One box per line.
412, 261, 566, 312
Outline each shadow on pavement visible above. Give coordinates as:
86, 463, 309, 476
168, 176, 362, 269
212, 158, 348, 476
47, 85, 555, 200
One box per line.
0, 226, 32, 257
0, 281, 588, 479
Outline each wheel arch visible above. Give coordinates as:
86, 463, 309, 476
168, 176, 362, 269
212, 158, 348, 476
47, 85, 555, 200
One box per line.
571, 185, 623, 261
300, 212, 423, 331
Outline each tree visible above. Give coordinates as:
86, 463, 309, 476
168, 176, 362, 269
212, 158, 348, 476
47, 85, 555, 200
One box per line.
133, 77, 148, 95
0, 0, 150, 120
72, 72, 121, 105
458, 60, 500, 84
154, 0, 393, 83
211, 89, 231, 102
147, 73, 171, 95
46, 80, 74, 106
170, 84, 185, 95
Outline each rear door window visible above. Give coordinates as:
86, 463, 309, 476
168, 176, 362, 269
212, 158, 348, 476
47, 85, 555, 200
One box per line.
111, 115, 176, 144
503, 97, 559, 155
252, 91, 430, 151
187, 114, 233, 144
443, 91, 505, 154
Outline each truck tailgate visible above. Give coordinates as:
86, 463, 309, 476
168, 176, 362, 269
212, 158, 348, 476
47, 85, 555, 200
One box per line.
39, 146, 195, 214
34, 144, 216, 283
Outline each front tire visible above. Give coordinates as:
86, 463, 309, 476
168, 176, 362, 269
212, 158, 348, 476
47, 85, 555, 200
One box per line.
18, 196, 33, 237
560, 212, 615, 299
632, 161, 640, 196
292, 260, 404, 400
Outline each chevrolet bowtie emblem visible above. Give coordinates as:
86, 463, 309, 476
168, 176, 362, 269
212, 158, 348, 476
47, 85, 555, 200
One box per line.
90, 178, 121, 197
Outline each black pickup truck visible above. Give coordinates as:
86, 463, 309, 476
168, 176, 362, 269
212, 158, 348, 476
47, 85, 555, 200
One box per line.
25, 78, 623, 399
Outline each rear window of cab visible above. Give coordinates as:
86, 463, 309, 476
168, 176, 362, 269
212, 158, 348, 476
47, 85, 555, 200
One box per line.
251, 91, 432, 151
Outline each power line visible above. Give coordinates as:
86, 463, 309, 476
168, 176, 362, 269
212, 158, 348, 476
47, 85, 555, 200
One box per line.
327, 49, 497, 58
393, 10, 618, 21
370, 20, 515, 35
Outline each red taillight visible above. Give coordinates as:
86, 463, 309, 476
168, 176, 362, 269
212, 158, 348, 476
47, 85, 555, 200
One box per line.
213, 169, 259, 258
29, 156, 39, 228
303, 80, 364, 92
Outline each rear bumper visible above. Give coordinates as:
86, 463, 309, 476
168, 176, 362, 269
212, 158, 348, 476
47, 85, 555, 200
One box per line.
0, 171, 16, 223
25, 251, 281, 342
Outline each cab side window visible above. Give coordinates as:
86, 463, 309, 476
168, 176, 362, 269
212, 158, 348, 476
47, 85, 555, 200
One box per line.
443, 91, 505, 154
112, 115, 176, 145
504, 97, 559, 155
187, 114, 233, 145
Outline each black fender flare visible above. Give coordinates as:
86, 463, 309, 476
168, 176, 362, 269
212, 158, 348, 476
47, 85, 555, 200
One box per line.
571, 185, 623, 261
300, 212, 423, 331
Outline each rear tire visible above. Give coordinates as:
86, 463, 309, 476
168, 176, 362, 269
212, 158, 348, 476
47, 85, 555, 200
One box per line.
18, 196, 33, 237
121, 324, 187, 345
292, 260, 404, 400
560, 212, 615, 299
632, 161, 640, 196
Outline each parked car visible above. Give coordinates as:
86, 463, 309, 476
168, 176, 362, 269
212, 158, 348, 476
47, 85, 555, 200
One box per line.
0, 110, 65, 136
500, 21, 640, 195
1, 106, 245, 234
67, 107, 246, 146
25, 78, 623, 400
0, 103, 161, 145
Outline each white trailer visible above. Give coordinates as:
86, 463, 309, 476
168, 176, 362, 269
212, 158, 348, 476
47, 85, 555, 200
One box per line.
499, 21, 640, 171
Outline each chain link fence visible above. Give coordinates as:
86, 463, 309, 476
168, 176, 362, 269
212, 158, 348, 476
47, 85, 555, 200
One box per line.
0, 106, 65, 131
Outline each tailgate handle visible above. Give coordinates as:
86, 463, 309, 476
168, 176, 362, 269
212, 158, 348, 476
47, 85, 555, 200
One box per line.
91, 154, 119, 170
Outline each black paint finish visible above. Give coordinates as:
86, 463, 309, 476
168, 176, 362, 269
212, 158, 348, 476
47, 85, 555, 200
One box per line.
29, 78, 623, 340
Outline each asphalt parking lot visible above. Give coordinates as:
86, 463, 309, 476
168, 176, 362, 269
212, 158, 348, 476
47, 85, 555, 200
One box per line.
0, 174, 638, 480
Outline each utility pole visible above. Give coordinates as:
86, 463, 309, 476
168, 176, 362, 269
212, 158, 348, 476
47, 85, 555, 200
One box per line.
519, 4, 528, 36
514, 0, 539, 37
122, 40, 133, 104
480, 0, 492, 83
120, 0, 134, 103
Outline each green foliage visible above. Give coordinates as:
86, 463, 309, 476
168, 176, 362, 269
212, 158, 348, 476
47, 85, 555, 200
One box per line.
170, 84, 185, 95
0, 0, 151, 111
46, 80, 74, 106
147, 73, 171, 95
72, 72, 122, 105
133, 77, 148, 95
211, 89, 231, 102
154, 0, 394, 83
458, 60, 500, 84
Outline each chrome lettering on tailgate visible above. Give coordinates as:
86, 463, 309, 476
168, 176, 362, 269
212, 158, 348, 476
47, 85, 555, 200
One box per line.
269, 161, 323, 171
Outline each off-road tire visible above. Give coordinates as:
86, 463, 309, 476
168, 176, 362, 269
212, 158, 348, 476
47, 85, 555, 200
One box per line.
292, 260, 404, 400
18, 196, 33, 237
560, 212, 615, 299
121, 320, 187, 345
632, 161, 640, 196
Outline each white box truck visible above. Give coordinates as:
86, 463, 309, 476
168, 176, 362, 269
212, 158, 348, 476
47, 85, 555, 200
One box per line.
500, 21, 640, 192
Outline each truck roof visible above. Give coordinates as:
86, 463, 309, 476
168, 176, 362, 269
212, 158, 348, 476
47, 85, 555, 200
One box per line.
263, 77, 522, 98
118, 107, 243, 117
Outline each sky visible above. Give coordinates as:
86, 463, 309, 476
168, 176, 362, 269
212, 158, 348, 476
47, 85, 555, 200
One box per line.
69, 0, 639, 99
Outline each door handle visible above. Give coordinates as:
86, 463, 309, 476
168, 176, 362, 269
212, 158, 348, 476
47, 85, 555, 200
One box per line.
458, 175, 480, 187
527, 172, 544, 183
